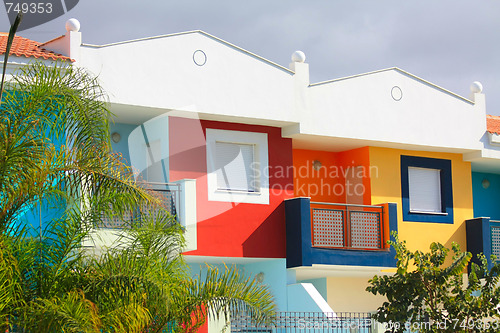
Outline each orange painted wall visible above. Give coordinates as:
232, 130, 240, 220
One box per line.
292, 149, 342, 203
337, 147, 372, 205
292, 147, 371, 204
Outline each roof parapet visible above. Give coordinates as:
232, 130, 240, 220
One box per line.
40, 18, 81, 62
290, 50, 309, 86
469, 81, 483, 102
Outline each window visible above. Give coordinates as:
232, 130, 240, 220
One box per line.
408, 167, 441, 213
206, 129, 269, 204
401, 155, 453, 223
215, 142, 257, 192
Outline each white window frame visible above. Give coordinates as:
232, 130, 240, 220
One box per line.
206, 129, 269, 204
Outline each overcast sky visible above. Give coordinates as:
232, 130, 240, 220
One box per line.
2, 0, 500, 114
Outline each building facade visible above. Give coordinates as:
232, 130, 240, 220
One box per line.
2, 19, 500, 331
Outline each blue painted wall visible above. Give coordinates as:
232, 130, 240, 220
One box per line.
472, 172, 500, 220
400, 155, 454, 223
109, 123, 137, 165
466, 217, 495, 270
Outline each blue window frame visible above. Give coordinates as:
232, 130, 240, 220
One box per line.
401, 155, 454, 223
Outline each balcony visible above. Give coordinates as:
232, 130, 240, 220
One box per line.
311, 202, 385, 250
466, 217, 500, 270
86, 179, 197, 253
99, 182, 182, 228
231, 311, 374, 333
285, 198, 397, 269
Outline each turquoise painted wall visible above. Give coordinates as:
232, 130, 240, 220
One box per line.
286, 283, 330, 312
299, 278, 328, 302
109, 123, 137, 165
472, 172, 500, 220
17, 198, 65, 236
187, 259, 288, 311
14, 130, 66, 233
186, 261, 332, 313
243, 259, 288, 311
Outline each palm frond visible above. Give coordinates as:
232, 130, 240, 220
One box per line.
0, 234, 24, 331
4, 62, 110, 148
180, 265, 276, 330
24, 290, 101, 333
0, 58, 278, 332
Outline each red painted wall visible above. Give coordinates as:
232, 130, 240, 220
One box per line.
169, 117, 293, 258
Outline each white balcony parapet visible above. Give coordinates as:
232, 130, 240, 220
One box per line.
172, 178, 197, 252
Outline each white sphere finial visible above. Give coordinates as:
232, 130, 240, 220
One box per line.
470, 81, 483, 94
291, 50, 306, 63
65, 18, 80, 32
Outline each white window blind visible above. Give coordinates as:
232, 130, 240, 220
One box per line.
215, 142, 257, 192
408, 167, 442, 213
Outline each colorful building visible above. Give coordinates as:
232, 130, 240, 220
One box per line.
3, 19, 500, 331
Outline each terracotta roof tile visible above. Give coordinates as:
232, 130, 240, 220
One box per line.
487, 115, 500, 135
0, 33, 72, 62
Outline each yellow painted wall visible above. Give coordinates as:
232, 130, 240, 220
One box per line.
326, 276, 386, 312
369, 147, 473, 253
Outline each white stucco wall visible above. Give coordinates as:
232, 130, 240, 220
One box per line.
4, 27, 499, 165
301, 68, 486, 152
79, 31, 295, 125
76, 32, 490, 158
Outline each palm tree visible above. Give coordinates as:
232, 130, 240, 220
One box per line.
0, 25, 276, 331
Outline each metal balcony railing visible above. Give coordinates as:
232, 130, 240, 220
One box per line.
310, 202, 384, 250
490, 220, 500, 260
99, 182, 181, 229
231, 311, 373, 332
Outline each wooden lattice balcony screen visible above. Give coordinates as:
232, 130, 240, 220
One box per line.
311, 202, 384, 250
